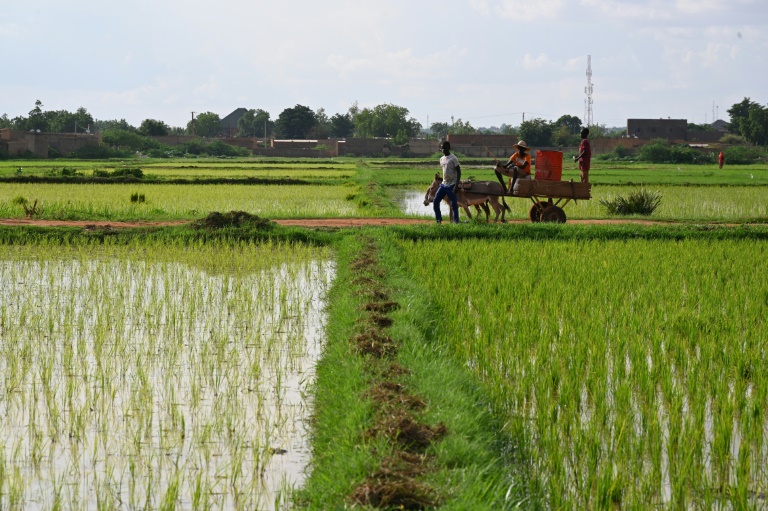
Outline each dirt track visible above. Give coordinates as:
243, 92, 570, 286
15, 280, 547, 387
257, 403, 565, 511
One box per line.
0, 217, 669, 229
0, 218, 758, 229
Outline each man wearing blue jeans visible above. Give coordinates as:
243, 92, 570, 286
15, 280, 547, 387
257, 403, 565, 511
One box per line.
434, 141, 461, 224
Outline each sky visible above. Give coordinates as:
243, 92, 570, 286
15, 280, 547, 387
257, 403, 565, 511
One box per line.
1, 0, 766, 130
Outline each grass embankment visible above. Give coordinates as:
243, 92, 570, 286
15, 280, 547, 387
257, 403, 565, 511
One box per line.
0, 214, 337, 246
298, 233, 524, 509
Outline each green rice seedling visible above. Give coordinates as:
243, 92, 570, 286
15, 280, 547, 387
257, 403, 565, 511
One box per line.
130, 192, 146, 203
0, 183, 359, 220
0, 242, 334, 509
399, 237, 768, 509
599, 188, 662, 215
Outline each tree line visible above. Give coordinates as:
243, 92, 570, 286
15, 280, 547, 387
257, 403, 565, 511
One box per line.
2, 98, 766, 146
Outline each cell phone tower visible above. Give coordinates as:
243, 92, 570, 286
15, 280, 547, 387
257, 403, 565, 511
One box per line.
584, 55, 594, 127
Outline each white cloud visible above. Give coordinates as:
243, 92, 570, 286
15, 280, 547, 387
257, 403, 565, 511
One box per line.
494, 0, 564, 20
468, 0, 492, 17
0, 22, 21, 37
521, 53, 551, 69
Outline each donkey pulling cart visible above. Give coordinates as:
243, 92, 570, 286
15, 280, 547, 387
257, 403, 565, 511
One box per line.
425, 149, 590, 224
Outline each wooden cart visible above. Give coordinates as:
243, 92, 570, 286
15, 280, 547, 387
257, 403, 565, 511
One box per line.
495, 149, 591, 223
511, 179, 591, 223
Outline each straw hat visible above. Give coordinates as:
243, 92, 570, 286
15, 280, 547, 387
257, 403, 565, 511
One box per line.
514, 140, 529, 150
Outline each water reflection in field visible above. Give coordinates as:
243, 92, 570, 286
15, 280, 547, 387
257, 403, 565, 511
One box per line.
399, 190, 453, 217
0, 249, 334, 510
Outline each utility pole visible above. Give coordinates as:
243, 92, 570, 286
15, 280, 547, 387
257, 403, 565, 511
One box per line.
191, 111, 196, 136
584, 55, 594, 126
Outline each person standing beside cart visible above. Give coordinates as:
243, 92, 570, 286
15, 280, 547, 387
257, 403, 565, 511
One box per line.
434, 141, 461, 224
574, 127, 592, 183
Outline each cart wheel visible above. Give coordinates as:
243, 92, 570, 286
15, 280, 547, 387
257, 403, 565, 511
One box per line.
541, 205, 567, 223
529, 203, 544, 223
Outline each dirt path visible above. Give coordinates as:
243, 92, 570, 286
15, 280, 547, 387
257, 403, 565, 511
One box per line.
0, 217, 759, 229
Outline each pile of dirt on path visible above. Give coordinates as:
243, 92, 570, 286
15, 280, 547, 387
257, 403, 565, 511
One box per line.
192, 211, 273, 230
347, 237, 447, 510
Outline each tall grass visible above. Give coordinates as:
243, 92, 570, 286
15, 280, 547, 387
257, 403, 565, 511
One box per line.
0, 242, 334, 509
399, 237, 767, 509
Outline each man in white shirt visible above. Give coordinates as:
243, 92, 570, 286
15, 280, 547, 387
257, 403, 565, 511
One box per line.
434, 141, 462, 224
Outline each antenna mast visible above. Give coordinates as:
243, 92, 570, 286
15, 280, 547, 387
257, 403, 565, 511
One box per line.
584, 55, 594, 126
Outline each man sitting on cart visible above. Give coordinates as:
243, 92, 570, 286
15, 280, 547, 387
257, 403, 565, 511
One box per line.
496, 140, 532, 194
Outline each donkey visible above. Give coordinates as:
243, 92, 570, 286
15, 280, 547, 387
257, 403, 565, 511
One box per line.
423, 174, 510, 223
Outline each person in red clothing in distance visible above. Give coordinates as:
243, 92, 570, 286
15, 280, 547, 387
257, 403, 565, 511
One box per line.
718, 150, 724, 169
573, 127, 592, 183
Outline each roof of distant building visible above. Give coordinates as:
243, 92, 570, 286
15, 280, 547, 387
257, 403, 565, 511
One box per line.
220, 108, 248, 128
710, 119, 729, 131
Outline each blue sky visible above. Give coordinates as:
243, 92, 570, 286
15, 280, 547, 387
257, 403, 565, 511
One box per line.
1, 0, 766, 129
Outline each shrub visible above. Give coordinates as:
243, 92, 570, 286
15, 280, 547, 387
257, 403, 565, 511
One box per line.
93, 167, 144, 179
130, 192, 146, 203
102, 129, 164, 152
720, 134, 746, 145
636, 139, 713, 164
111, 167, 143, 178
723, 145, 766, 165
596, 144, 635, 161
46, 167, 83, 177
600, 189, 662, 216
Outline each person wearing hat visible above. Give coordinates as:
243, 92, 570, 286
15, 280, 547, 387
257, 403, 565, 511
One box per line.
497, 140, 532, 194
434, 141, 461, 224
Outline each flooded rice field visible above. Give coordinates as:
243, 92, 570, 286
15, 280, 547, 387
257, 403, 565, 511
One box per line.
0, 244, 334, 510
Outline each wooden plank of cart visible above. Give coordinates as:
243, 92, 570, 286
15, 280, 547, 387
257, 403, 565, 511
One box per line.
500, 149, 591, 223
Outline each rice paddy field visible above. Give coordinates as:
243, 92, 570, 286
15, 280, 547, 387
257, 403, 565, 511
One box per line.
398, 236, 768, 509
0, 242, 334, 510
1, 158, 767, 222
0, 184, 358, 221
1, 155, 768, 509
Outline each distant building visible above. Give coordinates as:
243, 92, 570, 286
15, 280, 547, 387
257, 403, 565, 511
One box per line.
220, 108, 248, 138
627, 119, 687, 141
710, 119, 729, 131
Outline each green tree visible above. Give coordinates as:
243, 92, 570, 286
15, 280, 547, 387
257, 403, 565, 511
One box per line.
47, 107, 95, 133
274, 104, 317, 139
26, 100, 48, 132
330, 113, 354, 138
449, 119, 477, 135
95, 119, 136, 132
499, 123, 517, 136
742, 105, 768, 145
687, 122, 715, 132
0, 113, 12, 129
727, 97, 760, 135
518, 118, 553, 146
555, 114, 582, 135
429, 122, 451, 139
237, 109, 273, 138
310, 108, 332, 139
190, 112, 222, 138
552, 125, 577, 146
587, 123, 610, 138
137, 118, 170, 136
354, 103, 421, 139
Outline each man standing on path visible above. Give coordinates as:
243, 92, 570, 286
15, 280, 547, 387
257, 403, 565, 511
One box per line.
718, 150, 724, 169
434, 141, 461, 224
573, 127, 592, 183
